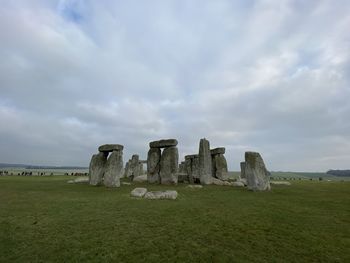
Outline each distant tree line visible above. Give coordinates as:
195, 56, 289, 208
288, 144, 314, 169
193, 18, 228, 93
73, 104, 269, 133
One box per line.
326, 170, 350, 177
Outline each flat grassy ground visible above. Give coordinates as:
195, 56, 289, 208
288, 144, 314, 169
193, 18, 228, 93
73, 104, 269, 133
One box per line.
0, 176, 349, 262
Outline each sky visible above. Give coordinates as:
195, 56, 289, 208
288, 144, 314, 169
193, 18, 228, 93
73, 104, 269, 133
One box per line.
0, 0, 349, 171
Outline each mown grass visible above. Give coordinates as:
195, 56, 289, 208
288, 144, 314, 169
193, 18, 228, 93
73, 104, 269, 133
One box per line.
0, 176, 349, 262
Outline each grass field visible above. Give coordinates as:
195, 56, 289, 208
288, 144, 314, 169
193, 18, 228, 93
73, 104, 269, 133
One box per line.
0, 176, 349, 262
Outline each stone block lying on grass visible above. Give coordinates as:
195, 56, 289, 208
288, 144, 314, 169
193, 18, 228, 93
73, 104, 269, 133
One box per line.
232, 181, 245, 187
130, 188, 148, 198
186, 185, 203, 189
212, 178, 233, 186
67, 177, 89, 184
270, 181, 291, 185
144, 190, 178, 200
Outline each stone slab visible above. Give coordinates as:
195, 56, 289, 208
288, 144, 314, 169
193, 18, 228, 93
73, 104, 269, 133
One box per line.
144, 190, 178, 200
210, 147, 225, 155
130, 188, 147, 198
149, 139, 178, 148
98, 144, 124, 152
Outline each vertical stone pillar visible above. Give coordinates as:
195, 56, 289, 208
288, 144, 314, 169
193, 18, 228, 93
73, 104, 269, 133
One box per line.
240, 162, 246, 179
245, 152, 270, 191
160, 146, 179, 185
213, 154, 229, 180
198, 138, 212, 184
104, 150, 123, 187
89, 152, 108, 186
147, 148, 161, 183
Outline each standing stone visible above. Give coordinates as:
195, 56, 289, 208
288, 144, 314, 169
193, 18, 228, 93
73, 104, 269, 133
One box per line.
179, 161, 186, 173
130, 155, 140, 179
213, 154, 229, 180
245, 152, 271, 191
198, 138, 212, 185
104, 150, 123, 187
147, 148, 161, 183
192, 155, 200, 182
124, 161, 130, 178
240, 162, 246, 179
89, 152, 108, 186
160, 146, 179, 184
185, 156, 194, 184
138, 163, 144, 175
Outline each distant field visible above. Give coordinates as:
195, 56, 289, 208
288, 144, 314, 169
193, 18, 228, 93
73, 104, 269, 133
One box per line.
0, 176, 349, 262
0, 167, 88, 176
2, 168, 349, 181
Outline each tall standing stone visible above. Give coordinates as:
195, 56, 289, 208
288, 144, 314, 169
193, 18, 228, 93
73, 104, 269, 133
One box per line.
185, 156, 193, 184
240, 162, 246, 179
89, 152, 108, 186
245, 152, 270, 191
191, 155, 200, 183
104, 150, 123, 187
198, 138, 212, 184
160, 146, 179, 184
147, 148, 161, 183
130, 155, 141, 179
213, 154, 229, 180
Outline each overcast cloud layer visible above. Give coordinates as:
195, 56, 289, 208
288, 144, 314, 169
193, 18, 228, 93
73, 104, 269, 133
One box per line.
1, 0, 349, 171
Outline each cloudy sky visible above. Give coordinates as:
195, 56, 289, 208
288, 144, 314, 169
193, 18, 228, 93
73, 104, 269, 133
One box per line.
0, 0, 349, 171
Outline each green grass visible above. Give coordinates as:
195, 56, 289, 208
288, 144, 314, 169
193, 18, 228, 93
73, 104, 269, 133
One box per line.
0, 176, 349, 262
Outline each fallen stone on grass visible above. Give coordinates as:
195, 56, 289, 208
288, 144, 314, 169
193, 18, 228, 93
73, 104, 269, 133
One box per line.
144, 190, 178, 200
212, 177, 233, 186
186, 185, 203, 189
122, 182, 131, 185
130, 188, 148, 198
133, 174, 148, 183
237, 178, 247, 186
67, 177, 89, 184
232, 181, 245, 187
270, 181, 291, 185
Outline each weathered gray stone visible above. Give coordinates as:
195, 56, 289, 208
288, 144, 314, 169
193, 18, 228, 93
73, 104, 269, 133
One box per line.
149, 139, 178, 148
133, 174, 148, 183
232, 181, 245, 187
98, 144, 124, 152
130, 187, 147, 197
177, 172, 189, 183
210, 147, 225, 155
89, 152, 107, 186
124, 162, 130, 178
212, 177, 232, 186
213, 154, 229, 180
240, 162, 246, 179
139, 163, 144, 175
270, 181, 291, 185
125, 155, 142, 180
237, 178, 247, 186
160, 146, 179, 185
245, 152, 271, 191
198, 138, 213, 185
144, 190, 178, 200
104, 150, 123, 187
179, 161, 186, 174
147, 147, 161, 183
186, 185, 203, 189
184, 157, 193, 184
67, 177, 89, 184
192, 155, 200, 182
